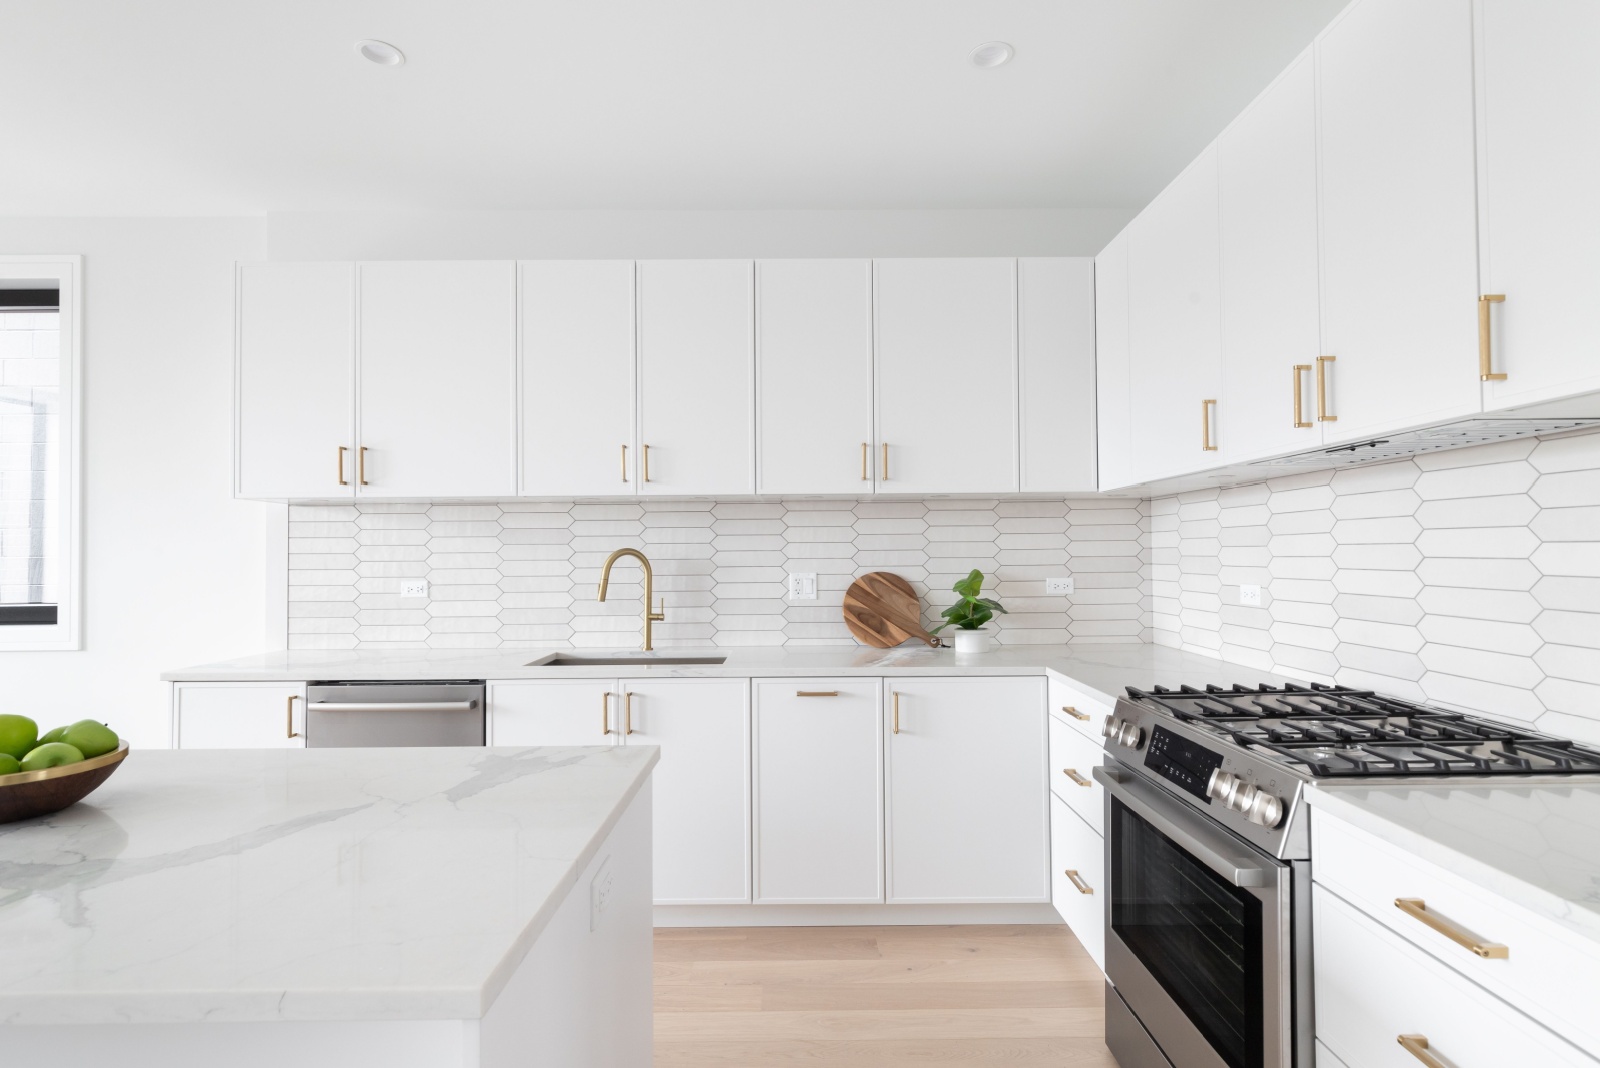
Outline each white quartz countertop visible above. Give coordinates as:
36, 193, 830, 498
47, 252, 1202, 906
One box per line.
0, 745, 657, 1025
162, 643, 1298, 707
1306, 780, 1600, 943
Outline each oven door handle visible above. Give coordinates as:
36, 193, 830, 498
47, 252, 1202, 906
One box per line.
1093, 765, 1279, 889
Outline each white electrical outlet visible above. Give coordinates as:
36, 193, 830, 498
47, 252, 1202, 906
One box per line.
1045, 576, 1075, 595
1240, 584, 1262, 606
590, 858, 613, 931
787, 572, 818, 600
401, 580, 428, 599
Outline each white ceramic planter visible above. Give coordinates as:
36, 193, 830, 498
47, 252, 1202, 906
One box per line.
951, 628, 992, 654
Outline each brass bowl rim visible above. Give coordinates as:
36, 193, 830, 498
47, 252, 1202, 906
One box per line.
0, 740, 129, 787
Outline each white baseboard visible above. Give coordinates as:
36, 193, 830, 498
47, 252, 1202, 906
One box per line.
653, 902, 1064, 928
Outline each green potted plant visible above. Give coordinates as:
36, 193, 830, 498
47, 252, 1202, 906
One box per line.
930, 569, 1007, 653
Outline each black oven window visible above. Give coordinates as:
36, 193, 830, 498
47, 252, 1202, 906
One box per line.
1112, 799, 1264, 1068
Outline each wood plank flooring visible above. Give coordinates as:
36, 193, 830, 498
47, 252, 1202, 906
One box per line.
654, 924, 1117, 1066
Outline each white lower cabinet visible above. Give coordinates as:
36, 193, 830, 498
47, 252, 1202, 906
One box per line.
486, 679, 620, 746
752, 679, 883, 903
172, 682, 306, 749
1048, 713, 1104, 835
883, 676, 1048, 903
1050, 795, 1105, 971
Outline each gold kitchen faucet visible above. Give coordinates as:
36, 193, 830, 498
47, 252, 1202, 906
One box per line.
598, 548, 666, 652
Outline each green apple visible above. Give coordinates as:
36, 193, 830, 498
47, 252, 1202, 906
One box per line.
20, 742, 84, 772
0, 715, 38, 761
61, 720, 119, 759
38, 725, 68, 745
0, 754, 21, 776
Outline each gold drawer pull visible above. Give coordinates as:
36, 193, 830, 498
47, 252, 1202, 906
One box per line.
1292, 364, 1312, 428
1061, 767, 1092, 788
1201, 398, 1218, 451
1316, 355, 1337, 422
624, 692, 636, 735
860, 442, 869, 481
892, 691, 901, 734
1394, 898, 1508, 959
1061, 705, 1089, 722
881, 442, 890, 481
1479, 294, 1507, 381
642, 444, 651, 482
358, 445, 370, 486
1398, 1034, 1448, 1068
1064, 869, 1094, 895
796, 690, 840, 698
602, 691, 614, 736
337, 446, 349, 486
286, 694, 300, 739
620, 444, 628, 483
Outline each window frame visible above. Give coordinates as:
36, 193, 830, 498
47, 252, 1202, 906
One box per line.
0, 255, 82, 650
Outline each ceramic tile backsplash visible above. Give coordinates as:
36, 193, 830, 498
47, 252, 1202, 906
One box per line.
1149, 429, 1600, 743
289, 498, 1152, 653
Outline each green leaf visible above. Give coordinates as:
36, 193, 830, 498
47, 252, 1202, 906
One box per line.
974, 597, 1007, 614
951, 569, 984, 599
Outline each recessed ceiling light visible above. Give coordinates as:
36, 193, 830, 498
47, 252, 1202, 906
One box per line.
969, 41, 1014, 69
356, 40, 405, 67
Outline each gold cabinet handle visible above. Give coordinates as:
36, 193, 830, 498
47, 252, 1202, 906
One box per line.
337, 446, 349, 486
602, 691, 615, 736
1394, 898, 1508, 959
642, 444, 651, 482
358, 445, 370, 486
286, 694, 300, 739
1479, 294, 1507, 381
1201, 399, 1218, 451
1064, 869, 1094, 895
624, 691, 636, 735
1397, 1034, 1449, 1068
860, 442, 869, 481
892, 691, 901, 734
1316, 355, 1337, 422
620, 444, 628, 483
1292, 364, 1313, 428
1062, 767, 1092, 788
881, 443, 889, 481
797, 690, 840, 697
1061, 705, 1089, 722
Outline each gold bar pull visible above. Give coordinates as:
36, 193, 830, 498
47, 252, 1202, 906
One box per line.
861, 442, 869, 481
892, 691, 901, 734
881, 443, 889, 481
1062, 768, 1092, 788
620, 444, 628, 483
1201, 399, 1218, 451
1292, 365, 1312, 428
358, 446, 370, 486
642, 444, 651, 483
624, 692, 636, 735
1394, 898, 1508, 958
1479, 294, 1507, 381
797, 690, 840, 697
602, 691, 614, 736
337, 446, 349, 486
1061, 705, 1089, 722
286, 694, 300, 739
1316, 356, 1337, 422
1064, 870, 1094, 895
1397, 1035, 1449, 1068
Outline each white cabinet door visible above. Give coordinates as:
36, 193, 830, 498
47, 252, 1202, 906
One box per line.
752, 679, 882, 904
884, 676, 1047, 903
874, 259, 1018, 494
519, 261, 637, 496
487, 680, 622, 747
1317, 0, 1481, 443
356, 261, 516, 498
1050, 795, 1105, 972
1127, 148, 1224, 482
623, 679, 750, 904
636, 260, 754, 496
1019, 258, 1097, 492
1094, 232, 1137, 491
1477, 0, 1600, 411
756, 260, 874, 494
174, 682, 306, 749
236, 263, 354, 500
1218, 51, 1325, 464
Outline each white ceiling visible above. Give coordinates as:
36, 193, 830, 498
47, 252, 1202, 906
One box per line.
2, 0, 1348, 215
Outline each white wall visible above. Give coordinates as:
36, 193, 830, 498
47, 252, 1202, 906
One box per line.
0, 218, 268, 749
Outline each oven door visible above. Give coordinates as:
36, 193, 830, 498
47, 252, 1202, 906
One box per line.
1094, 764, 1292, 1068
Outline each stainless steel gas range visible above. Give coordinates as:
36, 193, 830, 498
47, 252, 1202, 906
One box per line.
1094, 682, 1600, 1068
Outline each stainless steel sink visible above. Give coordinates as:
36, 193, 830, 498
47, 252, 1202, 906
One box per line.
526, 654, 728, 667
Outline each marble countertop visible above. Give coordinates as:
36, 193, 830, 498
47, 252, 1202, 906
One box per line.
162, 643, 1299, 707
1306, 781, 1600, 943
0, 745, 657, 1025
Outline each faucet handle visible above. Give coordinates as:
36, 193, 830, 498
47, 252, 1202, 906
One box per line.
650, 598, 666, 623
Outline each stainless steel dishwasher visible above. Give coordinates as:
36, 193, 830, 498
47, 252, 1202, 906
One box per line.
304, 681, 485, 747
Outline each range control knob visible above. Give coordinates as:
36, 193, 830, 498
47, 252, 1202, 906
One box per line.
1206, 769, 1236, 804
1101, 716, 1118, 740
1246, 791, 1285, 828
1230, 783, 1260, 813
1115, 721, 1145, 750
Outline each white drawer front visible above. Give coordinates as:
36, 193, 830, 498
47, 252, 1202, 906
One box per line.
1050, 794, 1105, 972
1313, 810, 1600, 1054
1048, 713, 1105, 834
1314, 886, 1596, 1068
1048, 675, 1114, 745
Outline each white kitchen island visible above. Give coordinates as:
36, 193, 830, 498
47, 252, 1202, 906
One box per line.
0, 745, 656, 1068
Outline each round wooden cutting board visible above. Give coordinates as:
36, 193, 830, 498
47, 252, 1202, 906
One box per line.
842, 571, 942, 648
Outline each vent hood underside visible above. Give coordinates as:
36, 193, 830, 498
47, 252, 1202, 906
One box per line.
1246, 416, 1600, 469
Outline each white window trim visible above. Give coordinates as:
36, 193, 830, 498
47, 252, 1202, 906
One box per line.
0, 255, 82, 650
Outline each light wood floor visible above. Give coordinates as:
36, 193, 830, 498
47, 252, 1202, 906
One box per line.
654, 924, 1117, 1066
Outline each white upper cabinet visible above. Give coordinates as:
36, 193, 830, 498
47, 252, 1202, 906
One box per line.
236, 263, 354, 500
637, 260, 755, 495
1316, 0, 1480, 444
874, 259, 1018, 494
1094, 232, 1136, 491
1477, 0, 1600, 411
1218, 51, 1324, 464
519, 261, 637, 496
755, 260, 874, 494
1127, 148, 1224, 483
1018, 258, 1097, 493
357, 261, 517, 498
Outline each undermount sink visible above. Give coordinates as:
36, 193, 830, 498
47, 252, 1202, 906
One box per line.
526, 654, 728, 667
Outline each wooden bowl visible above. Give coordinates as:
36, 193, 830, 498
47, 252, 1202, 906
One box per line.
0, 741, 129, 824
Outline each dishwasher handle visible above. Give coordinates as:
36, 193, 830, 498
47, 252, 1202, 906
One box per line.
307, 699, 480, 714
